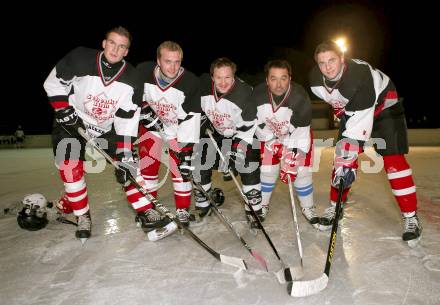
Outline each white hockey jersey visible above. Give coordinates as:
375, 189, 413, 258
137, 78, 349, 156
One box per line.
252, 82, 312, 153
43, 47, 141, 140
137, 62, 201, 145
309, 58, 399, 142
200, 73, 256, 144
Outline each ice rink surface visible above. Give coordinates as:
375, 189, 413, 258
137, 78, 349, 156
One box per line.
1, 147, 439, 305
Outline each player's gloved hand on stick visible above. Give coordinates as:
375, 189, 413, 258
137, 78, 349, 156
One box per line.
55, 106, 85, 136
279, 150, 300, 184
140, 103, 163, 133
115, 152, 138, 186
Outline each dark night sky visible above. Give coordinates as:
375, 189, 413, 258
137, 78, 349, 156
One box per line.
3, 1, 437, 134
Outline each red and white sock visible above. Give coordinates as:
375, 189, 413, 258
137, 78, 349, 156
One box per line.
58, 160, 89, 216
383, 154, 417, 213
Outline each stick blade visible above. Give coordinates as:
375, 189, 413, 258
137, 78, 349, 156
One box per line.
220, 254, 247, 270
147, 222, 178, 241
274, 266, 303, 284
287, 273, 329, 297
250, 250, 268, 271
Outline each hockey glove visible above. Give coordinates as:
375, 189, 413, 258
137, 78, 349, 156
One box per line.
264, 137, 281, 154
332, 154, 358, 189
201, 112, 215, 136
176, 148, 194, 182
115, 152, 139, 186
333, 106, 346, 120
55, 106, 85, 137
140, 103, 163, 133
279, 150, 301, 184
228, 141, 247, 167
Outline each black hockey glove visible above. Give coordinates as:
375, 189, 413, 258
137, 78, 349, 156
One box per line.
176, 149, 194, 182
140, 103, 163, 133
200, 112, 214, 136
115, 152, 138, 186
332, 155, 358, 189
55, 106, 85, 137
228, 140, 247, 167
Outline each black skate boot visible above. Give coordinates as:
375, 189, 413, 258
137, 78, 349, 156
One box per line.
193, 188, 212, 218
402, 212, 422, 248
135, 208, 172, 233
76, 211, 91, 244
176, 208, 195, 228
301, 206, 320, 229
319, 201, 344, 231
244, 189, 264, 230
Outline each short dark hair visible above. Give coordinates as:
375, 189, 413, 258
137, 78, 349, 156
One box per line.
314, 40, 343, 62
106, 26, 132, 48
210, 57, 237, 76
264, 59, 292, 77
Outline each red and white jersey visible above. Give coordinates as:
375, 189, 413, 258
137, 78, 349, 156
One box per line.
137, 62, 201, 144
43, 47, 141, 139
200, 74, 256, 143
252, 82, 312, 153
309, 58, 398, 142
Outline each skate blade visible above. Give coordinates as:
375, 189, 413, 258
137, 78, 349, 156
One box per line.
147, 222, 178, 241
79, 238, 88, 245
407, 236, 421, 248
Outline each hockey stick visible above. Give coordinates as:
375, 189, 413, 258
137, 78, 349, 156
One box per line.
287, 180, 345, 297
205, 129, 300, 281
287, 175, 304, 267
192, 180, 268, 271
274, 175, 305, 283
77, 127, 247, 270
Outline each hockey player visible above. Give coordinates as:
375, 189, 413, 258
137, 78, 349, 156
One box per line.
195, 57, 263, 227
43, 26, 170, 241
252, 60, 319, 228
310, 40, 421, 245
136, 41, 201, 227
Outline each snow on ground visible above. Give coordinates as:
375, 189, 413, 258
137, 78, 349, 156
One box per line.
1, 147, 439, 305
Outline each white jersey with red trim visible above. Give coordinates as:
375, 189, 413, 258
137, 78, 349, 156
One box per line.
43, 47, 141, 139
137, 62, 201, 144
252, 82, 312, 153
200, 73, 256, 143
309, 58, 398, 142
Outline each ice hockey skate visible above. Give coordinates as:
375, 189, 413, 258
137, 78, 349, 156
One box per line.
135, 208, 177, 241
301, 206, 320, 229
319, 202, 344, 231
76, 211, 91, 244
402, 212, 422, 248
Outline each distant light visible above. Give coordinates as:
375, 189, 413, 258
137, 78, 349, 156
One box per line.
334, 37, 348, 53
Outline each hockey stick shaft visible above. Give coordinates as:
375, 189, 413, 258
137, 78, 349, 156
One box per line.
287, 175, 304, 267
192, 180, 268, 271
206, 129, 285, 265
287, 180, 345, 297
323, 180, 344, 276
77, 127, 246, 270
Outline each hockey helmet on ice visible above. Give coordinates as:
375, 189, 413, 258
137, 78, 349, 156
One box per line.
17, 193, 49, 231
